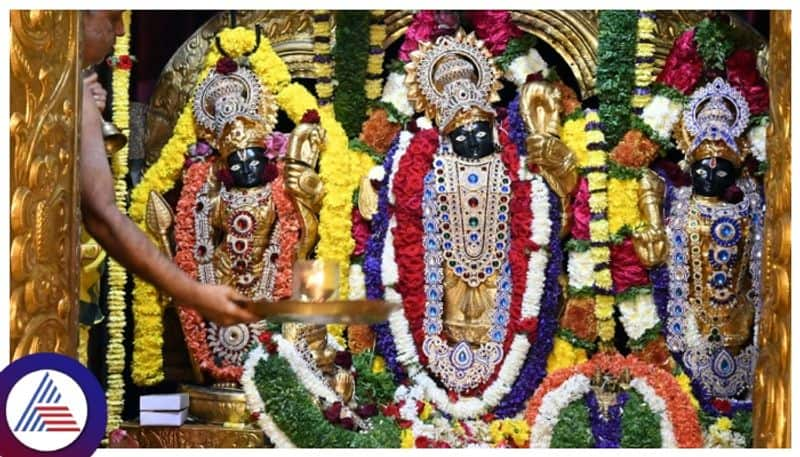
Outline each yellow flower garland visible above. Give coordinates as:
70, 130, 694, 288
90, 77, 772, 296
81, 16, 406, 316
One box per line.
632, 12, 656, 109
365, 11, 387, 100
130, 27, 365, 383
313, 11, 334, 102
106, 10, 131, 430
607, 178, 643, 234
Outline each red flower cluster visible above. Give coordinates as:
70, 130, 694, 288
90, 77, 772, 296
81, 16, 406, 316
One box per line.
726, 49, 769, 114
106, 55, 135, 70
464, 10, 523, 56
415, 436, 452, 448
609, 239, 650, 293
656, 29, 704, 95
258, 331, 277, 353
351, 208, 371, 257
301, 109, 321, 124
215, 57, 238, 75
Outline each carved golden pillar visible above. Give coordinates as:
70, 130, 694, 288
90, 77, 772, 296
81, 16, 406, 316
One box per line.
9, 10, 82, 360
753, 10, 791, 449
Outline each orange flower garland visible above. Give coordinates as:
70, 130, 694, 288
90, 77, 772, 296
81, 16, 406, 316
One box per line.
269, 163, 301, 299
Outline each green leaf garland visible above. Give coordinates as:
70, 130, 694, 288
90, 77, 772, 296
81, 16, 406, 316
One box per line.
333, 11, 371, 138
551, 398, 595, 448
597, 11, 638, 147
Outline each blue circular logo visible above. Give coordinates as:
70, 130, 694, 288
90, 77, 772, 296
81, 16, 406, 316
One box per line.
0, 353, 106, 457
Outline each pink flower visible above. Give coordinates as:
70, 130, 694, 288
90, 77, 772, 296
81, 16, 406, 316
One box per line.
464, 11, 523, 56
726, 49, 769, 114
398, 11, 438, 62
264, 132, 289, 159
656, 29, 704, 94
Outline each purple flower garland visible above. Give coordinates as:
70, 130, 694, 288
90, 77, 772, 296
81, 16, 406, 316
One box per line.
506, 95, 527, 157
365, 134, 407, 381
586, 390, 627, 448
495, 189, 562, 417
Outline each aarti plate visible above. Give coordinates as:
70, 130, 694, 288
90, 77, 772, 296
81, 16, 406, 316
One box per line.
249, 299, 399, 324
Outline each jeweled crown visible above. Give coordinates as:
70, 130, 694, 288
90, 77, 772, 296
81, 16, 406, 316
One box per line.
193, 66, 278, 150
681, 78, 750, 165
405, 30, 502, 134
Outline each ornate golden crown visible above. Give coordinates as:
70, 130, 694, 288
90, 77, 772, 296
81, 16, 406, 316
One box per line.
192, 66, 278, 150
405, 30, 502, 134
217, 115, 270, 160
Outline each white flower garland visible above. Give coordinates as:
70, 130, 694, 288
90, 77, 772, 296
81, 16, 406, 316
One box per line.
567, 250, 594, 289
384, 175, 552, 418
382, 130, 413, 288
348, 263, 366, 300
629, 377, 678, 447
528, 374, 592, 448
241, 345, 296, 448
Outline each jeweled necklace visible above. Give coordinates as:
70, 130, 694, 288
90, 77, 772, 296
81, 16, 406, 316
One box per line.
194, 182, 277, 365
666, 183, 763, 399
421, 168, 512, 393
431, 145, 511, 288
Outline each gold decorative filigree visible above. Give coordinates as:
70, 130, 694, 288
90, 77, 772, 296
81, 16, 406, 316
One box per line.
121, 422, 266, 448
144, 11, 314, 166
753, 10, 790, 449
10, 10, 81, 360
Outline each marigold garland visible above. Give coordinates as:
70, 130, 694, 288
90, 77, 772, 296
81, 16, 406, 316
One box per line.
131, 27, 363, 382
106, 12, 131, 426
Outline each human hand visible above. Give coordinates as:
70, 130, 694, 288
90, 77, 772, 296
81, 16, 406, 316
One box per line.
82, 72, 107, 111
184, 283, 261, 326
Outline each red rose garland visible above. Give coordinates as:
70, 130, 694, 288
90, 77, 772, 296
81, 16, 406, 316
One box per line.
392, 129, 439, 357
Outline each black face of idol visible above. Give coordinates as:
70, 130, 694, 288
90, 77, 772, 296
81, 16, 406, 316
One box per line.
448, 121, 495, 160
691, 157, 738, 198
228, 147, 268, 188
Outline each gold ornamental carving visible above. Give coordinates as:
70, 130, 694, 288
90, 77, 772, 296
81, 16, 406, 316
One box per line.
9, 10, 81, 361
121, 422, 266, 448
753, 10, 790, 449
144, 11, 314, 166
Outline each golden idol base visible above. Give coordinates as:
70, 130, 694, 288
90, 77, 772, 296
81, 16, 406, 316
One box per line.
249, 299, 398, 324
121, 421, 267, 448
180, 384, 251, 425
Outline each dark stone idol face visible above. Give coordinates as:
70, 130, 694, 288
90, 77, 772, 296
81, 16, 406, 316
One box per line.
691, 157, 738, 198
448, 121, 495, 160
227, 147, 268, 188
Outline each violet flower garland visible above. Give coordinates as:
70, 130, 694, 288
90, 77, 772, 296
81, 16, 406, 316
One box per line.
366, 134, 406, 381
495, 190, 562, 417
507, 95, 527, 157
586, 390, 628, 448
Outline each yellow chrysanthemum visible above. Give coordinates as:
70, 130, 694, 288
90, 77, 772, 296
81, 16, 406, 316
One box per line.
608, 178, 643, 234
546, 336, 588, 373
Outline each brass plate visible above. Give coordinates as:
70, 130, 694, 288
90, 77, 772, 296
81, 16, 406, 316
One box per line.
249, 299, 398, 324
